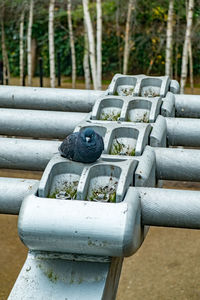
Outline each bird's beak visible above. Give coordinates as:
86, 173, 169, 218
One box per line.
86, 136, 91, 142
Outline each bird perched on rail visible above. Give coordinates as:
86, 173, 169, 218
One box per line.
59, 128, 104, 163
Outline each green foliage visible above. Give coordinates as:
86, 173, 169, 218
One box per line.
1, 0, 200, 79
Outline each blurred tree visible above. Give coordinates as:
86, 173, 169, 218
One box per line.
186, 0, 194, 93
1, 0, 200, 84
49, 0, 55, 88
19, 8, 25, 86
0, 0, 10, 84
123, 0, 136, 75
82, 0, 97, 89
96, 0, 102, 89
67, 0, 76, 88
27, 0, 34, 86
83, 19, 91, 89
165, 0, 174, 77
180, 0, 194, 93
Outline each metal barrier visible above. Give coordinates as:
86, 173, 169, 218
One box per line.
0, 74, 199, 299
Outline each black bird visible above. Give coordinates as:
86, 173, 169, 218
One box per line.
59, 128, 104, 163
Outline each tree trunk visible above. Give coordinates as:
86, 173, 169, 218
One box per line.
116, 0, 122, 72
82, 0, 97, 90
19, 10, 24, 86
174, 13, 180, 80
1, 19, 10, 84
27, 0, 34, 86
123, 0, 135, 75
96, 0, 102, 90
165, 0, 174, 77
180, 0, 194, 94
67, 0, 76, 89
185, 0, 194, 93
31, 38, 37, 78
49, 0, 55, 88
83, 21, 91, 89
188, 38, 194, 93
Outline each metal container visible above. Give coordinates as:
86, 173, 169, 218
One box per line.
38, 154, 137, 203
91, 96, 161, 123
106, 74, 179, 97
19, 185, 144, 257
75, 121, 151, 156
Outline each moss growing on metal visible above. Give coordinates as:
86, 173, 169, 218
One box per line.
141, 112, 149, 123
142, 87, 159, 97
48, 181, 78, 200
130, 148, 136, 156
110, 139, 125, 155
110, 139, 135, 156
100, 111, 120, 121
127, 112, 149, 123
45, 270, 58, 283
89, 186, 117, 203
121, 87, 134, 96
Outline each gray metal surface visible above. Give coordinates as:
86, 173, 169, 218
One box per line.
161, 92, 175, 117
38, 154, 137, 203
0, 137, 60, 170
166, 117, 200, 146
0, 85, 105, 112
91, 95, 161, 123
1, 137, 200, 184
175, 94, 200, 118
0, 177, 39, 214
107, 74, 179, 97
8, 251, 122, 300
0, 108, 87, 138
135, 187, 200, 229
150, 115, 167, 147
18, 187, 143, 257
154, 147, 200, 181
135, 146, 156, 187
75, 121, 151, 156
3, 73, 200, 300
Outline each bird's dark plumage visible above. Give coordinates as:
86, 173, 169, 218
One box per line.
59, 128, 104, 163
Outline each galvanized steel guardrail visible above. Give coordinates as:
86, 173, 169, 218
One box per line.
0, 73, 199, 299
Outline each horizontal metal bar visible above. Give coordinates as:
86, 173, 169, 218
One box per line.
166, 117, 200, 146
0, 108, 87, 138
154, 147, 200, 181
0, 138, 60, 170
0, 138, 200, 183
0, 177, 39, 214
0, 85, 105, 112
134, 187, 200, 229
175, 94, 200, 118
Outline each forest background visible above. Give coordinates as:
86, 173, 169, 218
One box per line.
0, 0, 199, 92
